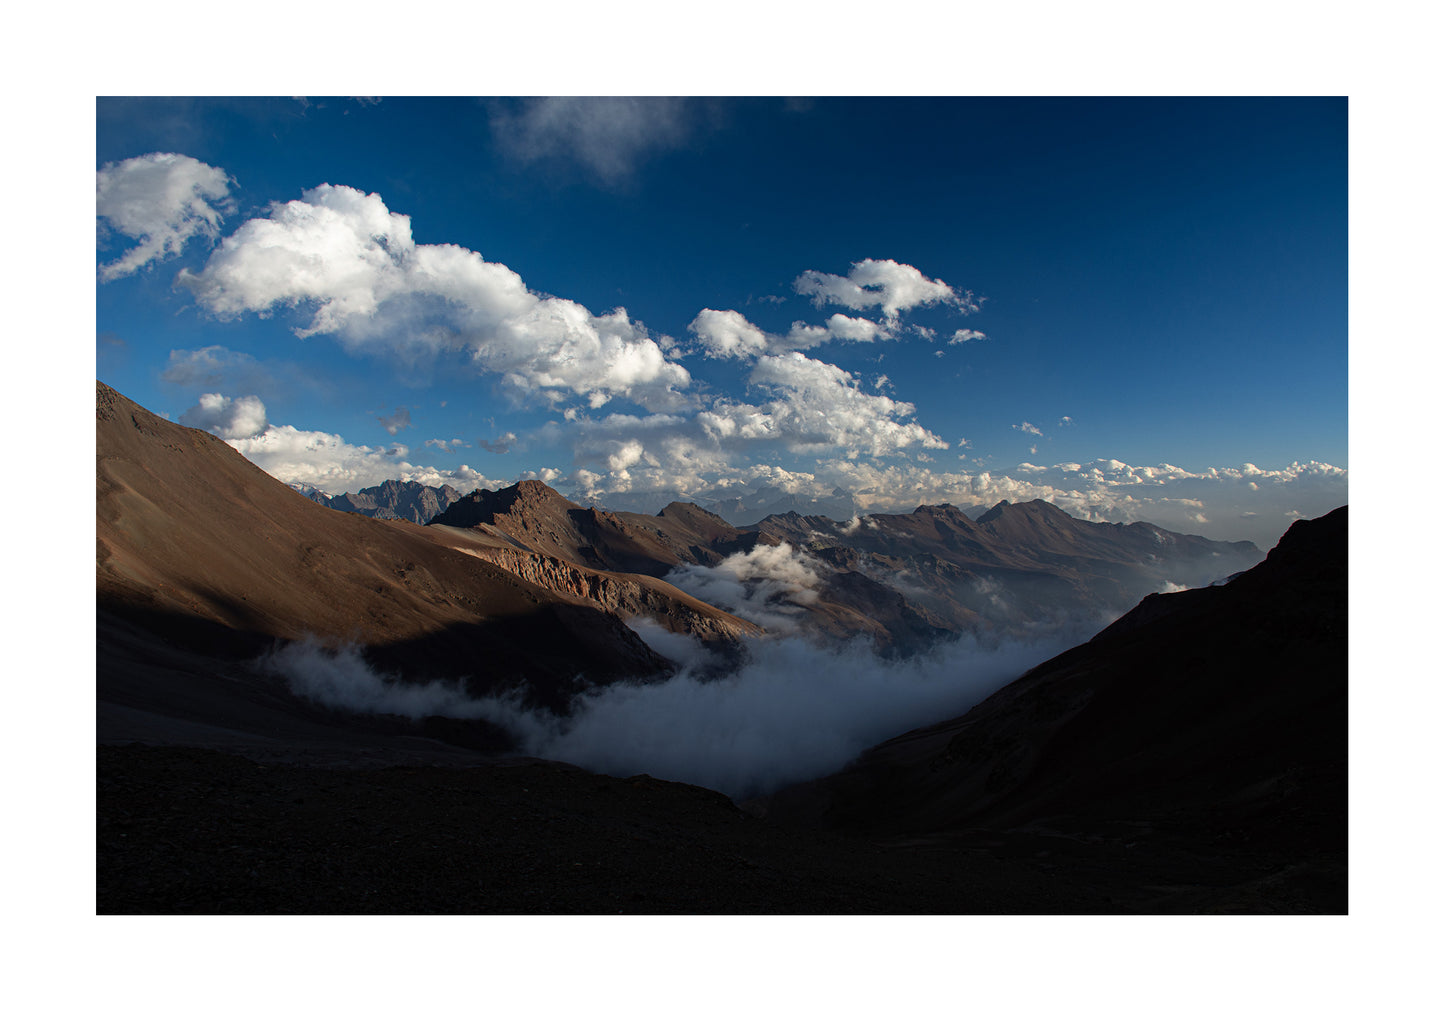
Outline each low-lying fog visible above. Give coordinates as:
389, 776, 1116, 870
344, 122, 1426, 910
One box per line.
260, 541, 1137, 798
263, 619, 1101, 800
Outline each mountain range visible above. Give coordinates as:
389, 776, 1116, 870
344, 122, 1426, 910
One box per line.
296, 479, 465, 524
278, 420, 1262, 655
95, 380, 1345, 913
417, 472, 1260, 654
299, 470, 1258, 646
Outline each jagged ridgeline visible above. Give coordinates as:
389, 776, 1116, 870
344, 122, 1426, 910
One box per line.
292, 479, 464, 524
419, 476, 1263, 652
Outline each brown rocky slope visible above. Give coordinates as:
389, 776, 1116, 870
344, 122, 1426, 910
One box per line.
97, 381, 672, 716
431, 484, 957, 653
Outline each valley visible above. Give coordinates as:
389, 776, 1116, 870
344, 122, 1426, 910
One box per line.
95, 381, 1346, 913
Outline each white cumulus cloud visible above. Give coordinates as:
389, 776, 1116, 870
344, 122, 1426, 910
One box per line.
180, 392, 268, 439
688, 308, 770, 359
747, 353, 946, 452
182, 393, 495, 494
949, 328, 987, 343
690, 309, 890, 359
176, 183, 691, 411
783, 313, 890, 349
424, 438, 468, 452
560, 350, 950, 497
792, 259, 978, 321
96, 152, 234, 281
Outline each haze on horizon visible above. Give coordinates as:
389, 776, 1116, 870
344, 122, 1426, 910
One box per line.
97, 97, 1347, 546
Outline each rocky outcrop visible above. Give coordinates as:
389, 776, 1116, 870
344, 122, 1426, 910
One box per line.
459, 545, 760, 648
431, 483, 779, 578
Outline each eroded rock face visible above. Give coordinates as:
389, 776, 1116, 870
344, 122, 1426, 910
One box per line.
429, 483, 773, 578
323, 479, 464, 524
470, 547, 761, 648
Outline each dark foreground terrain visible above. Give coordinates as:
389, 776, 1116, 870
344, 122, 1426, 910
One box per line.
98, 743, 1341, 914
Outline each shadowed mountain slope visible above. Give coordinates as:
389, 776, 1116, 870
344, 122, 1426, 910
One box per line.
761, 506, 1347, 907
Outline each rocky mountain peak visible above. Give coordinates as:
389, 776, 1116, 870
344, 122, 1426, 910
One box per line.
432, 480, 579, 529
657, 501, 727, 524
975, 500, 1010, 524
975, 498, 1072, 525
911, 502, 967, 519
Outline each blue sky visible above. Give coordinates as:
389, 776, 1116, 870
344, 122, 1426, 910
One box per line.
96, 96, 1347, 545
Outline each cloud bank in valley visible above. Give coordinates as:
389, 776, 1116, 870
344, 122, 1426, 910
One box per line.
506, 632, 1073, 799
265, 639, 487, 720
263, 627, 1083, 799
665, 543, 826, 634
261, 536, 1113, 800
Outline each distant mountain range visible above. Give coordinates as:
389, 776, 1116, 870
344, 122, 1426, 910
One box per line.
425, 477, 1261, 651
288, 479, 463, 524
751, 499, 1260, 636
297, 478, 874, 529
564, 484, 864, 526
293, 467, 1261, 651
